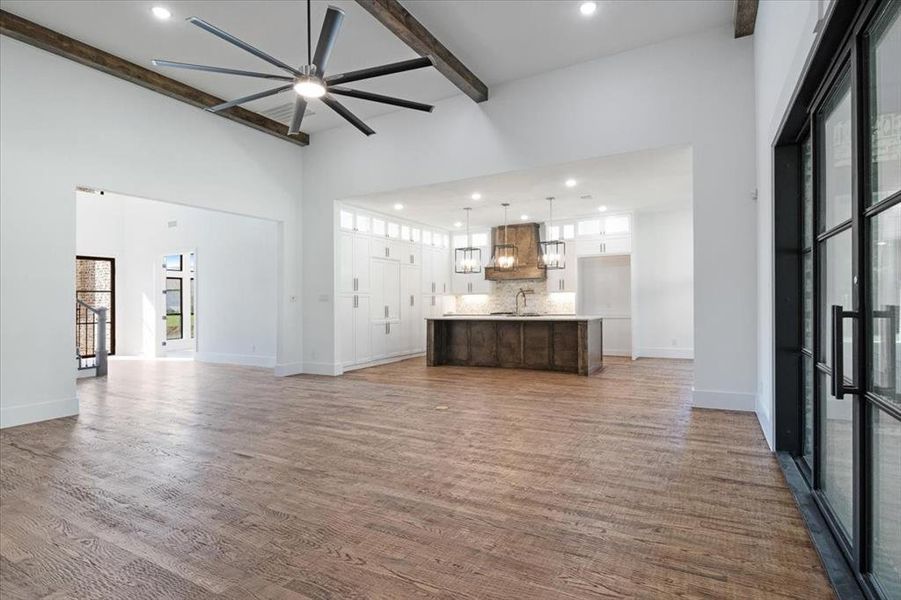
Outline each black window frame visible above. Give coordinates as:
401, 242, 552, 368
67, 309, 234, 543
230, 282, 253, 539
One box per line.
165, 276, 183, 341
75, 255, 116, 356
773, 1, 901, 598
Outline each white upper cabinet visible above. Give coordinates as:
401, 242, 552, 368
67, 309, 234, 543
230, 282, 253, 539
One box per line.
338, 231, 354, 294
338, 231, 371, 294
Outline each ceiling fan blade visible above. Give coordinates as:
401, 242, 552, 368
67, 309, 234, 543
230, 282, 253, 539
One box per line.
187, 17, 302, 77
207, 84, 294, 113
288, 96, 308, 135
326, 57, 433, 86
321, 94, 375, 136
152, 59, 293, 81
312, 5, 345, 75
329, 87, 433, 112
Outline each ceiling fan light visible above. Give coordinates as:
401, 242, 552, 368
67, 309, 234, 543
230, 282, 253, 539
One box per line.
294, 77, 326, 98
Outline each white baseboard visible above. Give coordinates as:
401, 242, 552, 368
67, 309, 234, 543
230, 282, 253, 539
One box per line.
692, 388, 756, 411
638, 347, 694, 359
340, 352, 426, 374
195, 352, 276, 368
274, 362, 303, 377
755, 395, 774, 450
1, 396, 79, 429
603, 348, 632, 357
302, 361, 341, 376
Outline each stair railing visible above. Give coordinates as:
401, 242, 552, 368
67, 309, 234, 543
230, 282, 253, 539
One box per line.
75, 299, 108, 376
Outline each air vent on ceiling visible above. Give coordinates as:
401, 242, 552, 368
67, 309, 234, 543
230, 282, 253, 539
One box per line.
260, 102, 316, 124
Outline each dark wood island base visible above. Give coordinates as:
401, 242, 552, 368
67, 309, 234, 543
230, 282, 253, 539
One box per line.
427, 316, 603, 375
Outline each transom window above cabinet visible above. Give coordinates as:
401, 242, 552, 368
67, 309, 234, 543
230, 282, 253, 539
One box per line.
547, 215, 630, 239
372, 218, 386, 237
340, 209, 354, 230
356, 214, 371, 233
411, 228, 420, 242
387, 222, 400, 239
423, 230, 432, 245
454, 232, 489, 247
577, 219, 602, 236
401, 225, 410, 241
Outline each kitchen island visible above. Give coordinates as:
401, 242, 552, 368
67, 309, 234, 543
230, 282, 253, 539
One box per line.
426, 315, 603, 376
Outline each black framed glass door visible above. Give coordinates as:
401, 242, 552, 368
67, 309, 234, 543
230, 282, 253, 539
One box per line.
783, 1, 900, 598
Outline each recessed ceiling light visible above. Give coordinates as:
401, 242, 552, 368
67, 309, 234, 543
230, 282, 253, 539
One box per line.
565, 178, 577, 188
393, 203, 404, 210
520, 214, 529, 221
471, 192, 482, 201
454, 221, 463, 228
151, 6, 171, 19
579, 2, 597, 17
598, 205, 608, 212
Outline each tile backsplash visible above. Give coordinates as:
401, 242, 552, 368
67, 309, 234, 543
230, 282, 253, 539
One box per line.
446, 280, 575, 315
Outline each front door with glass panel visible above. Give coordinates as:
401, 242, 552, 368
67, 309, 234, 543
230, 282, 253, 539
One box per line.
161, 251, 196, 352
797, 2, 900, 597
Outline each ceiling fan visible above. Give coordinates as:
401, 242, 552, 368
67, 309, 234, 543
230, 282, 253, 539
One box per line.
152, 0, 435, 136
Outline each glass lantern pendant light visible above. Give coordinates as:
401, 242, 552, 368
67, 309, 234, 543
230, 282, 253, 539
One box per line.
454, 207, 482, 274
538, 196, 565, 270
491, 202, 517, 271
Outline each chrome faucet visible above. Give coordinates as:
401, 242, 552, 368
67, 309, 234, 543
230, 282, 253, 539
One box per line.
515, 288, 535, 315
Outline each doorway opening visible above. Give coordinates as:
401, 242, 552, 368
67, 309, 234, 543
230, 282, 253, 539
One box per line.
75, 188, 279, 369
162, 251, 196, 355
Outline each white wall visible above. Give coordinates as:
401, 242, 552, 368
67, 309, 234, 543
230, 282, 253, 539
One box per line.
754, 0, 828, 448
0, 37, 303, 428
634, 207, 694, 359
76, 191, 279, 366
303, 26, 757, 409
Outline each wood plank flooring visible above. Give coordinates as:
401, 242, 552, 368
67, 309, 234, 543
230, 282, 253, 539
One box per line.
0, 357, 833, 599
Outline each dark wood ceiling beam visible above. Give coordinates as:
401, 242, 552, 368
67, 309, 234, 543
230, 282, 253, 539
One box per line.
0, 9, 309, 146
354, 0, 488, 103
734, 0, 758, 38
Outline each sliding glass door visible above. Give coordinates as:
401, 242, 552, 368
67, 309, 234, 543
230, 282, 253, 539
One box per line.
864, 3, 900, 596
795, 1, 899, 597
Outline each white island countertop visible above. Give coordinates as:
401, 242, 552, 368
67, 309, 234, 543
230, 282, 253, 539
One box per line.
426, 314, 604, 322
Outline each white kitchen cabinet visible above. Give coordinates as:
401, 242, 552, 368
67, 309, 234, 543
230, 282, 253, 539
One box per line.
370, 321, 402, 359
602, 235, 631, 254
371, 322, 387, 360
370, 259, 400, 321
338, 231, 354, 294
421, 246, 449, 294
431, 247, 451, 294
453, 272, 492, 294
353, 236, 370, 293
403, 245, 421, 266
388, 239, 407, 261
545, 245, 577, 293
337, 204, 452, 370
338, 295, 354, 366
401, 265, 424, 354
573, 235, 631, 257
338, 294, 371, 367
370, 236, 388, 259
338, 232, 371, 294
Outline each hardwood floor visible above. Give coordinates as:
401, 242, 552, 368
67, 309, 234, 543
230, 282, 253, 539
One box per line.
0, 357, 832, 599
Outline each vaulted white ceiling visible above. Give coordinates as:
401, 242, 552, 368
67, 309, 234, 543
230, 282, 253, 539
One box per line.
346, 145, 693, 230
0, 1, 733, 135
